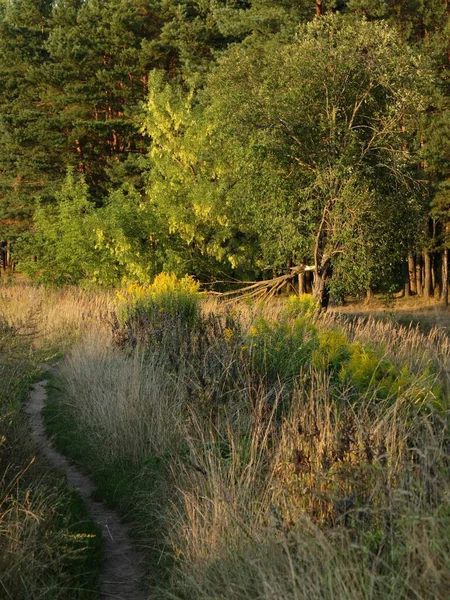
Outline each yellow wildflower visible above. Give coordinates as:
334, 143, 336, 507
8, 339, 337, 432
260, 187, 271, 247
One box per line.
224, 328, 234, 342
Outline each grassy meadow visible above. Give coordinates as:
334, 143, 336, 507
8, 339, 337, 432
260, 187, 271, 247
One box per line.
0, 284, 106, 599
1, 280, 449, 599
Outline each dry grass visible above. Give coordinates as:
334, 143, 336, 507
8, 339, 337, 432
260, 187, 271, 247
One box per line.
0, 287, 103, 599
4, 284, 448, 599
48, 290, 450, 600
332, 295, 450, 334
59, 330, 185, 466
0, 284, 113, 353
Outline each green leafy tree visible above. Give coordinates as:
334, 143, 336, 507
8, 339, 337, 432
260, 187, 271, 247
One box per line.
17, 171, 166, 286
17, 171, 101, 286
144, 16, 430, 304
140, 70, 264, 280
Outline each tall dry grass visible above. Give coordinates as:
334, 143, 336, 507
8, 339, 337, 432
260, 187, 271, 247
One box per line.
0, 286, 102, 599
0, 284, 113, 353
51, 292, 449, 599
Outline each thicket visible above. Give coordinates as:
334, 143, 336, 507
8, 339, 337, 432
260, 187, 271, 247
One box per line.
0, 2, 448, 303
35, 280, 450, 599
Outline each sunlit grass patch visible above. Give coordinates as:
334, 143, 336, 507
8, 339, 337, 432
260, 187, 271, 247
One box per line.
0, 308, 102, 599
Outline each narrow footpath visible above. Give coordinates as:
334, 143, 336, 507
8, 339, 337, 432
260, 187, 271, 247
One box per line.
24, 372, 148, 600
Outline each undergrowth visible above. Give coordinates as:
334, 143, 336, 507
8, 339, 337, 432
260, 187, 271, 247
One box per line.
10, 283, 450, 600
0, 294, 103, 599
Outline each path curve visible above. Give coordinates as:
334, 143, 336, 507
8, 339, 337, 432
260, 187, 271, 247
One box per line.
24, 371, 148, 600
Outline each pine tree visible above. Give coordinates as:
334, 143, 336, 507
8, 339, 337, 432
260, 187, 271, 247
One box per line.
41, 0, 164, 199
0, 0, 59, 250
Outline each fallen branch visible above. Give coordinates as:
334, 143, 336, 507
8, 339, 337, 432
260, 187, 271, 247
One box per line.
212, 265, 316, 302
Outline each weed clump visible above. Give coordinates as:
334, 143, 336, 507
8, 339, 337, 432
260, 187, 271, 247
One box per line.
112, 273, 201, 349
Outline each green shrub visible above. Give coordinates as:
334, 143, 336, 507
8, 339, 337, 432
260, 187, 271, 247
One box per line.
283, 294, 320, 320
311, 329, 351, 371
247, 315, 318, 382
116, 273, 201, 326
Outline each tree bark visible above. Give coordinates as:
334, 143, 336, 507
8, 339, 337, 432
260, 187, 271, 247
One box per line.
315, 1, 324, 17
5, 241, 11, 270
423, 251, 432, 299
408, 254, 416, 294
431, 253, 436, 294
443, 247, 449, 308
298, 271, 306, 295
0, 242, 5, 271
416, 254, 423, 296
312, 261, 331, 310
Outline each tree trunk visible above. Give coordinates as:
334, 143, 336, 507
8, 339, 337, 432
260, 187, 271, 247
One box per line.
365, 288, 374, 304
443, 247, 449, 308
315, 1, 324, 17
6, 241, 11, 270
0, 242, 5, 271
312, 262, 331, 310
423, 251, 432, 299
431, 253, 436, 294
298, 271, 306, 296
433, 252, 441, 299
416, 254, 423, 296
408, 254, 416, 294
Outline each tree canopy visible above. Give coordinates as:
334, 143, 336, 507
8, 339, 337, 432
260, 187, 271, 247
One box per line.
0, 0, 448, 305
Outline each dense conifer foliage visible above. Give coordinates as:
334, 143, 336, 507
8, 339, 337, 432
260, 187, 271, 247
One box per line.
0, 0, 448, 302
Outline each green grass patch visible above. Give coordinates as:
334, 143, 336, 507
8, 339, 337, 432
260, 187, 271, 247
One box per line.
43, 370, 174, 590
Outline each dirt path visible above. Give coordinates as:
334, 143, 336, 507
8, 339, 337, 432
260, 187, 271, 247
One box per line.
24, 373, 148, 600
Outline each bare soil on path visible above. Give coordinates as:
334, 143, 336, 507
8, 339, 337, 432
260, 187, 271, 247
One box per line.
24, 370, 148, 600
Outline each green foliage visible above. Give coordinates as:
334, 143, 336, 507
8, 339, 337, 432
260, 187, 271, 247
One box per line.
116, 273, 201, 328
283, 294, 320, 319
311, 328, 351, 371
17, 171, 164, 287
142, 15, 430, 293
17, 171, 100, 286
247, 309, 319, 381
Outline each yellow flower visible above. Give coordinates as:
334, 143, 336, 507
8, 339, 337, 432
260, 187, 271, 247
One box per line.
241, 345, 249, 352
249, 326, 258, 337
224, 328, 234, 342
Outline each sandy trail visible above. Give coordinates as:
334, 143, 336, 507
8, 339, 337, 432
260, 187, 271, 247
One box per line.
24, 373, 148, 600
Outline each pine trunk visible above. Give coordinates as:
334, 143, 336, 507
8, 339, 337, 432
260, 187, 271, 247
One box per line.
6, 241, 11, 270
0, 243, 5, 271
403, 261, 410, 297
408, 254, 416, 294
315, 1, 324, 17
443, 247, 449, 308
416, 254, 423, 296
423, 251, 432, 299
431, 253, 436, 294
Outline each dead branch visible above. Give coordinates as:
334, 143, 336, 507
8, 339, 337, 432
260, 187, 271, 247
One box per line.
213, 265, 316, 302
